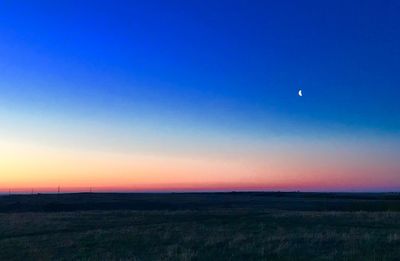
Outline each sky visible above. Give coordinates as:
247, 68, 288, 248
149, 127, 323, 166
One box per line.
1, 0, 400, 192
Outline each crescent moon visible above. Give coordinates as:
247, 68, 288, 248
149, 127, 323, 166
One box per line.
298, 90, 302, 97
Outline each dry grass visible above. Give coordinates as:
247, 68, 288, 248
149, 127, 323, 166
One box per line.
1, 209, 400, 260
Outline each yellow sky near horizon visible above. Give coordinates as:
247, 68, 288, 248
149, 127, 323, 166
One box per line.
1, 137, 399, 192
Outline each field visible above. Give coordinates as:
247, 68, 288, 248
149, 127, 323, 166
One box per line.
1, 192, 400, 260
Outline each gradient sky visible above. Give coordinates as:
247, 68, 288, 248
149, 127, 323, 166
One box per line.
1, 0, 400, 192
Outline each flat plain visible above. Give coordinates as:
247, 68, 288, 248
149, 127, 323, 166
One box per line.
1, 192, 400, 260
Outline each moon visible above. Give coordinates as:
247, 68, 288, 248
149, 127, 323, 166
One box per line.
298, 89, 302, 97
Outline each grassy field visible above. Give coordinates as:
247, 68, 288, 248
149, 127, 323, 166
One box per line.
1, 192, 400, 260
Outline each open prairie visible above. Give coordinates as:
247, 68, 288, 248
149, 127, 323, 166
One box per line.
1, 192, 400, 260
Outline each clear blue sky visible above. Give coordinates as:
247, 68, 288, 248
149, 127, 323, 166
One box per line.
0, 0, 399, 192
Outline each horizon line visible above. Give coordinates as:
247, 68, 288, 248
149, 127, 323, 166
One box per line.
2, 189, 400, 195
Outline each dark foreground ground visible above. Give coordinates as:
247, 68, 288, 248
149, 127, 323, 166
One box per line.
1, 192, 400, 260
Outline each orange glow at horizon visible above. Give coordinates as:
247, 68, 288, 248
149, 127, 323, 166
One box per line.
1, 138, 399, 192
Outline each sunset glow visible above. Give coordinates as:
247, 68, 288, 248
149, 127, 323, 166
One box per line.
1, 1, 399, 193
